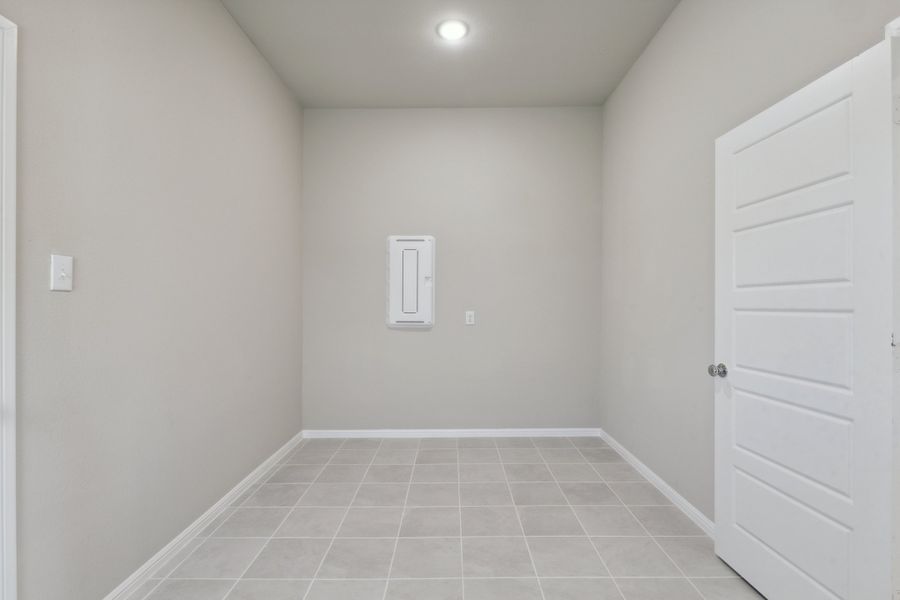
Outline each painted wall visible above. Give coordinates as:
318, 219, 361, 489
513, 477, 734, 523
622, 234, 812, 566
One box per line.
0, 1, 304, 597
598, 0, 900, 519
301, 108, 602, 430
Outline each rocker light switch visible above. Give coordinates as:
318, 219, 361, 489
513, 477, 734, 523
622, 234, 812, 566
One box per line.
50, 254, 73, 292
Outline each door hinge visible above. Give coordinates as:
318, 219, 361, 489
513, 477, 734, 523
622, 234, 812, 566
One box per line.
893, 333, 897, 348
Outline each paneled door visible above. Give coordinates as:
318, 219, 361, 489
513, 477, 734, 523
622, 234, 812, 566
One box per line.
714, 41, 893, 599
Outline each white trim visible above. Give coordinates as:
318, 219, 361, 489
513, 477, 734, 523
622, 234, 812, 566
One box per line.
102, 431, 304, 600
885, 15, 900, 37
0, 15, 16, 600
597, 427, 715, 537
301, 427, 605, 439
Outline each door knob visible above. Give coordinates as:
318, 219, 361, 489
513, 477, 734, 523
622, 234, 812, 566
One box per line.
707, 363, 728, 377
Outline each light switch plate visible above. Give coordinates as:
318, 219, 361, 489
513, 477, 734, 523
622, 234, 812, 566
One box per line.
465, 310, 475, 325
50, 254, 73, 291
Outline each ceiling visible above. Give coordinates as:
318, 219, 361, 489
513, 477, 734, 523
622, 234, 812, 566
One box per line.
221, 0, 679, 108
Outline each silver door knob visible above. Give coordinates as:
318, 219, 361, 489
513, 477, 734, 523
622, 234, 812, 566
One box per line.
707, 363, 727, 377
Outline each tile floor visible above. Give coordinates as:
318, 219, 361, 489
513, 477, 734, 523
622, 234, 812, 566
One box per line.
129, 437, 764, 600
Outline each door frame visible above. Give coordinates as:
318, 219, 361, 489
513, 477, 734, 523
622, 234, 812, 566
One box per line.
889, 16, 900, 598
0, 14, 16, 600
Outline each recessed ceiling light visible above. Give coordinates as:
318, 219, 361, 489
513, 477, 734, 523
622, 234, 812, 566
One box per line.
436, 19, 468, 41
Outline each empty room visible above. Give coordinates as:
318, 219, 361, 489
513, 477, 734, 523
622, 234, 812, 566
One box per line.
2, 0, 900, 599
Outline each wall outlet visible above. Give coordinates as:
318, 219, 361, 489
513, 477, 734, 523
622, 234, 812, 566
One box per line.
465, 310, 475, 325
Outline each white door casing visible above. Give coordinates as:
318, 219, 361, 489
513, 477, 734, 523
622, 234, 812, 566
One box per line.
0, 14, 14, 600
714, 41, 893, 600
891, 18, 900, 599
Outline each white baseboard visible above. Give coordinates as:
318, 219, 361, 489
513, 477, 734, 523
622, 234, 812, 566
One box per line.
301, 427, 605, 439
102, 431, 305, 600
597, 427, 715, 537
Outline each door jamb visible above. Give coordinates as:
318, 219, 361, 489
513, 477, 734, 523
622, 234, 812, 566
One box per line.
0, 13, 17, 600
887, 15, 900, 600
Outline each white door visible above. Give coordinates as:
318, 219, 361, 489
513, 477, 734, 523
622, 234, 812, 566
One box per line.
714, 41, 893, 600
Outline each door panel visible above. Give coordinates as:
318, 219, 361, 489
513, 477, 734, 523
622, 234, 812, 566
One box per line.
734, 471, 851, 598
733, 391, 852, 495
733, 205, 853, 288
715, 42, 893, 600
733, 311, 853, 387
734, 98, 851, 208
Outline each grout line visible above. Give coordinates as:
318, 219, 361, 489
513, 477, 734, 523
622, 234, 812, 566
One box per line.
301, 438, 384, 600
497, 439, 548, 600
219, 438, 317, 600
456, 443, 464, 599
281, 464, 620, 468
545, 440, 627, 600
155, 534, 712, 541
133, 438, 312, 600
576, 445, 711, 600
217, 506, 690, 511
380, 438, 419, 600
152, 574, 743, 583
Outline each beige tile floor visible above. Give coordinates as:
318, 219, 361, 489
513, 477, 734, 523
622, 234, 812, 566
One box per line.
128, 437, 765, 600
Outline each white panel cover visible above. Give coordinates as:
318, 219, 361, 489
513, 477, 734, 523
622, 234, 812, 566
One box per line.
387, 236, 434, 328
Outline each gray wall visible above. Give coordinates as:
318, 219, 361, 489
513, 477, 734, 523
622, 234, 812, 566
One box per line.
0, 1, 305, 597
598, 0, 900, 519
301, 108, 602, 429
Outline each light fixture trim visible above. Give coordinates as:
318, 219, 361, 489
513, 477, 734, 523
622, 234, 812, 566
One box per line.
436, 19, 469, 41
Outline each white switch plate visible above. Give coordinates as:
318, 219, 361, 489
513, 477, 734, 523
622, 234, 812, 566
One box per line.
465, 310, 475, 325
50, 254, 73, 291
